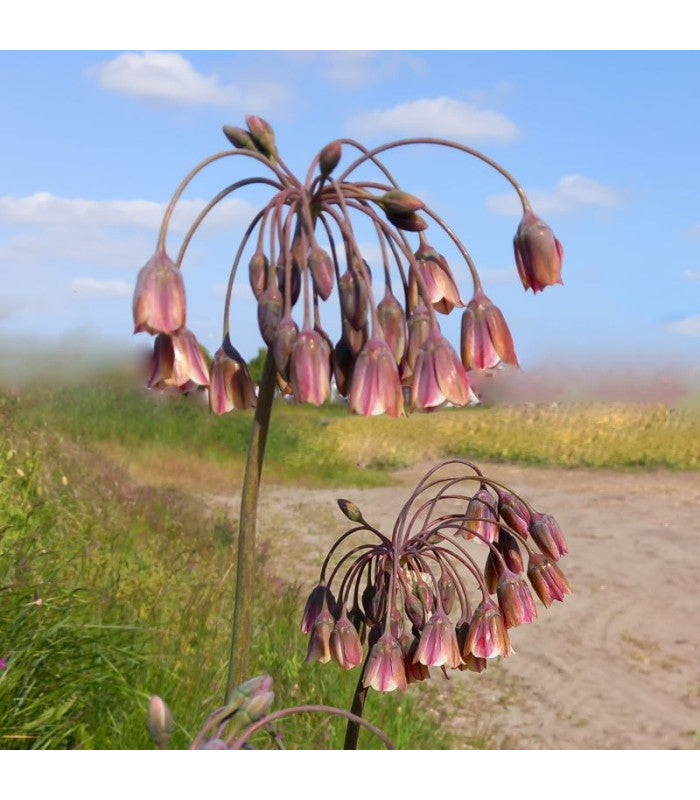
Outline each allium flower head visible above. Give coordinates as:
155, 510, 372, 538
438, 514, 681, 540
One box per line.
460, 290, 518, 370
513, 211, 564, 293
133, 249, 186, 335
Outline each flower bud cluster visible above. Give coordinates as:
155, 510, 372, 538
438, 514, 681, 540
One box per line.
301, 459, 571, 692
133, 117, 563, 415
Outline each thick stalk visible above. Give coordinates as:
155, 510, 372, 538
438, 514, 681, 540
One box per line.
343, 659, 370, 750
225, 350, 277, 701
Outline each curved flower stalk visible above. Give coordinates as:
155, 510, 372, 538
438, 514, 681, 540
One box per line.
131, 115, 565, 696
300, 458, 572, 748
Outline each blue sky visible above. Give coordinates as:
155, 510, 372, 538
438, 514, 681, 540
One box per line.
1, 50, 698, 383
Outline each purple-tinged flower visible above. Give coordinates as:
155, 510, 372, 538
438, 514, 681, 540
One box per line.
499, 528, 525, 574
319, 140, 342, 177
246, 114, 278, 161
412, 240, 463, 315
133, 249, 186, 335
414, 610, 462, 668
527, 553, 572, 607
401, 302, 431, 383
308, 247, 334, 301
460, 290, 518, 370
437, 575, 456, 615
404, 589, 426, 630
301, 584, 332, 634
460, 487, 499, 543
529, 512, 568, 561
464, 599, 513, 659
148, 329, 209, 390
330, 609, 364, 670
0, 657, 7, 670
348, 336, 404, 417
484, 549, 502, 594
248, 251, 269, 299
305, 602, 335, 664
411, 331, 474, 412
272, 315, 299, 382
363, 632, 407, 692
513, 211, 564, 293
497, 569, 538, 628
400, 634, 430, 684
257, 286, 284, 346
497, 489, 531, 538
377, 288, 407, 364
455, 621, 488, 673
209, 336, 256, 415
338, 264, 369, 331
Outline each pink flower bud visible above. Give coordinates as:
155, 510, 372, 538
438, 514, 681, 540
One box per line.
331, 609, 364, 669
513, 211, 564, 293
349, 336, 404, 417
133, 249, 186, 335
338, 266, 369, 331
527, 553, 572, 607
379, 190, 425, 215
460, 290, 518, 370
337, 499, 363, 523
464, 599, 513, 659
414, 610, 462, 668
497, 569, 537, 628
411, 331, 473, 412
308, 247, 334, 301
497, 490, 531, 537
499, 528, 525, 574
363, 632, 407, 692
529, 511, 568, 561
290, 329, 330, 406
401, 302, 431, 383
385, 210, 428, 232
248, 251, 269, 299
222, 125, 256, 151
245, 114, 278, 161
257, 286, 284, 346
148, 329, 209, 390
319, 140, 342, 177
437, 575, 456, 615
272, 315, 299, 381
208, 336, 256, 414
377, 288, 407, 364
459, 486, 499, 543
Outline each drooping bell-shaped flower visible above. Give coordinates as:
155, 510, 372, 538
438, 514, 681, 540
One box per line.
290, 329, 331, 407
527, 553, 572, 607
305, 602, 335, 664
400, 633, 430, 684
463, 599, 512, 659
330, 609, 364, 670
208, 335, 256, 414
412, 240, 463, 315
148, 329, 209, 390
401, 301, 431, 383
133, 249, 186, 335
308, 247, 334, 301
301, 584, 331, 634
363, 632, 407, 692
377, 288, 407, 364
529, 512, 568, 561
338, 262, 370, 331
460, 290, 518, 370
411, 330, 473, 412
460, 486, 499, 543
272, 314, 299, 382
348, 336, 404, 417
257, 286, 284, 346
414, 610, 462, 668
513, 211, 564, 293
497, 569, 538, 628
497, 489, 531, 538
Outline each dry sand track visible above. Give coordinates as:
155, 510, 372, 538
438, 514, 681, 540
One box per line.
209, 462, 700, 749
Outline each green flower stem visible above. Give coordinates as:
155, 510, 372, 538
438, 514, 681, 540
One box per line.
225, 349, 277, 702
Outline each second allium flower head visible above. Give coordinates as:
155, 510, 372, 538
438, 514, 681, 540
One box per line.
132, 116, 564, 413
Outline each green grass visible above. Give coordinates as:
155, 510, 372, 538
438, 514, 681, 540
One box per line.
0, 402, 447, 749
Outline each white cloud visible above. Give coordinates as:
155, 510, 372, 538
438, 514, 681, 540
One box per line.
684, 269, 700, 281
665, 315, 700, 337
347, 97, 519, 142
91, 51, 287, 111
487, 175, 628, 216
0, 192, 257, 234
323, 52, 423, 89
70, 278, 133, 298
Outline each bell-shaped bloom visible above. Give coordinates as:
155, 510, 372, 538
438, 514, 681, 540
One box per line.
484, 548, 502, 594
308, 247, 334, 301
330, 609, 364, 670
455, 621, 487, 673
272, 315, 299, 381
290, 329, 331, 406
305, 602, 335, 664
377, 288, 407, 364
338, 264, 369, 331
411, 331, 474, 412
497, 570, 537, 628
463, 599, 513, 659
332, 336, 355, 398
411, 241, 463, 315
301, 584, 330, 634
499, 528, 525, 574
148, 329, 209, 390
349, 336, 404, 417
401, 302, 431, 384
363, 632, 407, 692
414, 610, 462, 668
497, 489, 531, 538
527, 553, 572, 607
460, 290, 518, 370
257, 286, 283, 346
208, 335, 256, 414
529, 511, 568, 561
133, 249, 186, 335
513, 211, 564, 293
460, 486, 499, 543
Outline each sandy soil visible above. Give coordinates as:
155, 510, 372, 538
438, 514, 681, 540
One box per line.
208, 461, 700, 750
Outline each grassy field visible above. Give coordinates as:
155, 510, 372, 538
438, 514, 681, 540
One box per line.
0, 396, 447, 750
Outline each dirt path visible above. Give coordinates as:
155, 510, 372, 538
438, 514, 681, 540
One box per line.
208, 461, 700, 749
